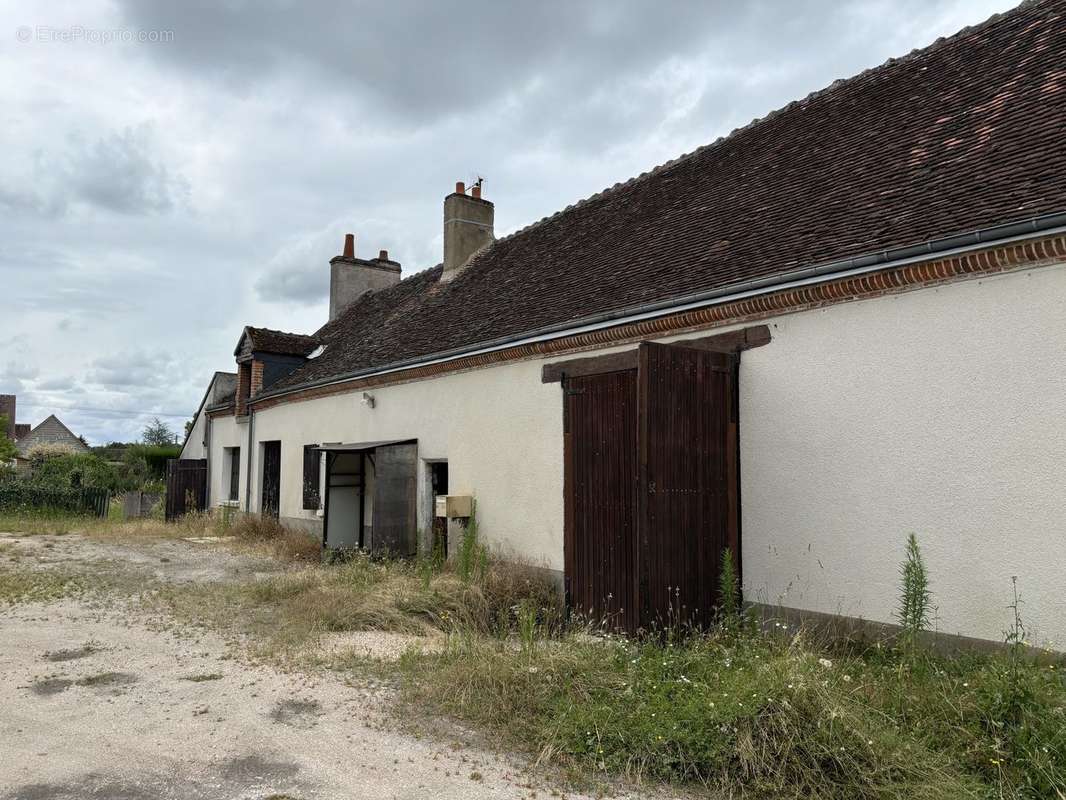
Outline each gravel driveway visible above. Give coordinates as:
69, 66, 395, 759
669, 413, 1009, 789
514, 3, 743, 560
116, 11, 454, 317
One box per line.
0, 533, 634, 800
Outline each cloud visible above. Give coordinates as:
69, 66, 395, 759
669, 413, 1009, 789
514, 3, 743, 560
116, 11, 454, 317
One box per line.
0, 124, 189, 218
0, 0, 1015, 443
33, 376, 78, 392
85, 350, 174, 388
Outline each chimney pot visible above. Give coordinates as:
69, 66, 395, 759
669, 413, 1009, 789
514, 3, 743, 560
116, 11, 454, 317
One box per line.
378, 249, 389, 261
455, 181, 465, 195
471, 184, 481, 199
342, 233, 355, 258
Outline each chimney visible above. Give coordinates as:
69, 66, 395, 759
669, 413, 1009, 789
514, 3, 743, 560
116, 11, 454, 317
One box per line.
442, 180, 494, 282
0, 394, 14, 440
329, 233, 402, 321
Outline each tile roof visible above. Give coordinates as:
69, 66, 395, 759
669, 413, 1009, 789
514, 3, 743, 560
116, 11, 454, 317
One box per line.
270, 0, 1066, 394
15, 415, 89, 456
241, 327, 319, 357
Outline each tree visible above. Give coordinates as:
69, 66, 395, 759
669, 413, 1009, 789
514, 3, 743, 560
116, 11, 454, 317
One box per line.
0, 414, 17, 462
142, 417, 176, 446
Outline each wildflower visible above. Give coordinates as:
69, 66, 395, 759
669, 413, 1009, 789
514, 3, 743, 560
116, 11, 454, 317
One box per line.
842, 675, 852, 683
990, 759, 1001, 766
962, 682, 969, 687
528, 666, 538, 674
818, 658, 833, 669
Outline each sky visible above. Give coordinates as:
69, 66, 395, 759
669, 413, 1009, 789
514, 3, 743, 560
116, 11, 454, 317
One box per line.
0, 0, 1015, 445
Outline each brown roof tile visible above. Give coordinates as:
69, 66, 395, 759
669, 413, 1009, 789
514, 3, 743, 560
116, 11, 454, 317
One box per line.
270, 0, 1066, 394
242, 327, 319, 357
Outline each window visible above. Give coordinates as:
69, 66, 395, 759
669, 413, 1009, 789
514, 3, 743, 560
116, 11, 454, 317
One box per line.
226, 447, 241, 502
303, 444, 321, 510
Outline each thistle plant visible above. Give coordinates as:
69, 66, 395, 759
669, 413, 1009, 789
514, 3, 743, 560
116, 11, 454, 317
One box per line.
896, 533, 932, 652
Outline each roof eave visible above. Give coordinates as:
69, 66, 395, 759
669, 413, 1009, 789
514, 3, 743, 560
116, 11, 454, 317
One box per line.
253, 210, 1066, 405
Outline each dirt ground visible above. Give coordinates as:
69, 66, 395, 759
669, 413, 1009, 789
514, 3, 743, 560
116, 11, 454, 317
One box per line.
0, 532, 640, 800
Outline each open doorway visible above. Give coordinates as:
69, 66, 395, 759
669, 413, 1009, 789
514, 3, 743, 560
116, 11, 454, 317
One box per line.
320, 439, 418, 556
260, 441, 281, 519
427, 460, 449, 558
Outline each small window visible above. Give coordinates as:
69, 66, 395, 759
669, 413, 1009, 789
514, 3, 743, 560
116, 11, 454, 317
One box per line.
227, 447, 241, 502
303, 444, 321, 510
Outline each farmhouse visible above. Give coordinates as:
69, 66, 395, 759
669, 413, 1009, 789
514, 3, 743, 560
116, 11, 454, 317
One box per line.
182, 2, 1066, 646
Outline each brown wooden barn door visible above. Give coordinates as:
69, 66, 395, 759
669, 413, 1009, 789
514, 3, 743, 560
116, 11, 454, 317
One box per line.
261, 441, 281, 519
564, 369, 639, 633
638, 342, 737, 631
371, 442, 418, 557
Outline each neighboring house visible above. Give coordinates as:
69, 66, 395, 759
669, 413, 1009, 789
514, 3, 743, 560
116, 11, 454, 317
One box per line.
0, 394, 30, 443
14, 414, 90, 461
181, 2, 1066, 646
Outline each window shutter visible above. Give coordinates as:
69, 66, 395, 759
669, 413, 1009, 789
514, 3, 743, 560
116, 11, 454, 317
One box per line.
302, 444, 321, 510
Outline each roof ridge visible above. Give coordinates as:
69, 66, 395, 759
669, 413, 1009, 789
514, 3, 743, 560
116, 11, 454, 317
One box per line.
474, 0, 1040, 254
247, 324, 316, 339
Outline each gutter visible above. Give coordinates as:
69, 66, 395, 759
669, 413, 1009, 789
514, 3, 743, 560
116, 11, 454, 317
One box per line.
253, 211, 1066, 405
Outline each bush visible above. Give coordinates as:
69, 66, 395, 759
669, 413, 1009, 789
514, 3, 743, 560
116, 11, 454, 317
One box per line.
27, 450, 119, 492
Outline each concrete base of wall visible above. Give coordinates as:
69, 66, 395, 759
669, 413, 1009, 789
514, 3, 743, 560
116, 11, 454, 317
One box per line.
748, 603, 1057, 657
281, 516, 323, 538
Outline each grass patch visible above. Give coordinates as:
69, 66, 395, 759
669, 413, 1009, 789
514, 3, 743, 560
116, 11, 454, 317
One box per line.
227, 514, 322, 562
0, 509, 217, 540
182, 672, 224, 682
155, 551, 561, 663
396, 625, 1066, 799
0, 564, 93, 603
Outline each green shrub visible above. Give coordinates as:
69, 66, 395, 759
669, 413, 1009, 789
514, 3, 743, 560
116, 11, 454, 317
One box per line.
28, 451, 119, 492
455, 503, 488, 584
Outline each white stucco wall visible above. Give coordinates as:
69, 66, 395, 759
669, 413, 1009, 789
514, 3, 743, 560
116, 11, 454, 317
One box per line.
228, 260, 1065, 646
249, 359, 565, 569
739, 264, 1066, 648
206, 415, 245, 508
179, 411, 207, 460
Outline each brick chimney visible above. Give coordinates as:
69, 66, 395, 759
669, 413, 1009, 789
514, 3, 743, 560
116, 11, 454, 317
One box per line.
442, 181, 494, 282
329, 233, 402, 321
0, 394, 15, 440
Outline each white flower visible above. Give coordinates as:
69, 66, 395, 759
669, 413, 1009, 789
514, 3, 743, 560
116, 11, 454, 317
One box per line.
528, 666, 538, 674
842, 674, 852, 682
818, 658, 833, 669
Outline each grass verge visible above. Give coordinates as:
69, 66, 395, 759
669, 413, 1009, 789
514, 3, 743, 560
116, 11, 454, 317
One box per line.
155, 548, 561, 663
396, 624, 1066, 799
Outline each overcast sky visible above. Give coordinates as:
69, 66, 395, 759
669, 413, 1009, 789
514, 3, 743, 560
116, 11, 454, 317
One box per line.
1, 0, 1014, 444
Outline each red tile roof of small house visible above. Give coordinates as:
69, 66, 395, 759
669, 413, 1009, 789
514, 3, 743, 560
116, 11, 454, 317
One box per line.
267, 0, 1066, 395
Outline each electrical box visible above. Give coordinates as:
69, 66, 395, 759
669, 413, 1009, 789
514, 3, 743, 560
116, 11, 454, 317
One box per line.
434, 494, 472, 519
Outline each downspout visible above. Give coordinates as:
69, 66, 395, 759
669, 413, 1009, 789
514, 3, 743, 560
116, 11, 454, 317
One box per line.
204, 415, 212, 507
244, 407, 255, 513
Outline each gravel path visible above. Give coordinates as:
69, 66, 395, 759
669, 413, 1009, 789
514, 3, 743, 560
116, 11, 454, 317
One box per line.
0, 534, 646, 800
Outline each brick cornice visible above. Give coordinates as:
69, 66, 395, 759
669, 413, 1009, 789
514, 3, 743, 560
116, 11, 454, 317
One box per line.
250, 234, 1066, 413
